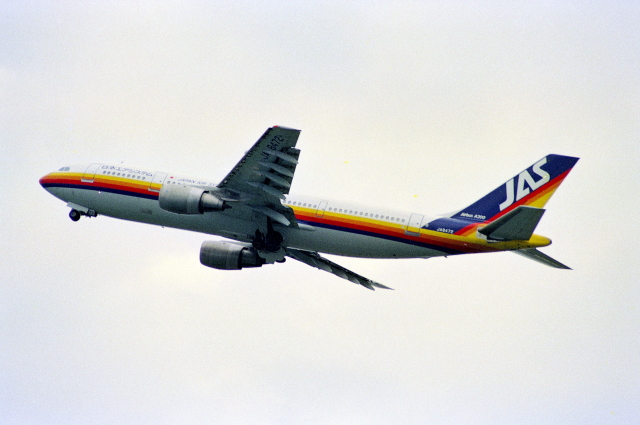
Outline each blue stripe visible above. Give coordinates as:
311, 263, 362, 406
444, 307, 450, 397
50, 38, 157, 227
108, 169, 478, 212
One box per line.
41, 183, 159, 200
298, 219, 463, 255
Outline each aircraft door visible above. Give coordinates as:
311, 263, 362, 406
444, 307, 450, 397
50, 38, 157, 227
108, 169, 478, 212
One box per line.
81, 163, 102, 183
149, 172, 167, 192
405, 213, 424, 236
316, 201, 328, 218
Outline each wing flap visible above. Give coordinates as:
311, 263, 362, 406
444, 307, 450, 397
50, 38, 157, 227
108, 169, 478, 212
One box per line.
247, 205, 291, 226
286, 249, 392, 290
246, 181, 286, 200
264, 149, 299, 165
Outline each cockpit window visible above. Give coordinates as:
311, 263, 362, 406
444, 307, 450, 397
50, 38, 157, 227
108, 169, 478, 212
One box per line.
58, 167, 70, 171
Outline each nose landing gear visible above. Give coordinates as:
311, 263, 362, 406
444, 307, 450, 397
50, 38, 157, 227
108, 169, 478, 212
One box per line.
68, 208, 98, 221
69, 209, 82, 221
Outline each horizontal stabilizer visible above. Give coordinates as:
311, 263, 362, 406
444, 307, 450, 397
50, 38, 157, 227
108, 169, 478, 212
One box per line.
512, 248, 571, 269
286, 248, 392, 290
478, 206, 545, 241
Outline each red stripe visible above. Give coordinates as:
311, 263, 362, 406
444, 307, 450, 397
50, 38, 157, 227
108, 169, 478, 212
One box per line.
296, 212, 496, 253
454, 168, 573, 236
41, 176, 158, 197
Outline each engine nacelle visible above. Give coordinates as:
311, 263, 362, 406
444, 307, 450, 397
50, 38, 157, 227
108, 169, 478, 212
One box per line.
159, 184, 226, 214
200, 241, 265, 270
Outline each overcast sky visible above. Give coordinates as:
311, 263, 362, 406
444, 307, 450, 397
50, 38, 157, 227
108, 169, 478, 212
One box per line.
1, 1, 639, 424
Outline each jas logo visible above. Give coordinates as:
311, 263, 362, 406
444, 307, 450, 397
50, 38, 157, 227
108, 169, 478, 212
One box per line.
499, 158, 550, 211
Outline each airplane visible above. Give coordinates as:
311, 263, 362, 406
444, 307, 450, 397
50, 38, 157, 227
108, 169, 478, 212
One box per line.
39, 126, 579, 290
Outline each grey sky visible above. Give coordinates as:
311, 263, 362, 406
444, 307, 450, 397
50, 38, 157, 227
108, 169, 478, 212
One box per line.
2, 1, 639, 424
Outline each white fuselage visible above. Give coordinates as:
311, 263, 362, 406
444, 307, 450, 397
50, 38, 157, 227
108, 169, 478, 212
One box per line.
41, 163, 456, 259
41, 160, 555, 272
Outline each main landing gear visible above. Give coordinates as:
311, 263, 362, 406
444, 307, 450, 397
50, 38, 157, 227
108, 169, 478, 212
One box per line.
69, 208, 98, 222
252, 228, 283, 252
252, 219, 283, 253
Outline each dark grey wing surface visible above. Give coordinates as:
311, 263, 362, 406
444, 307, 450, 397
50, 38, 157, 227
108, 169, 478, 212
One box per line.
286, 248, 392, 291
217, 126, 301, 226
512, 248, 571, 269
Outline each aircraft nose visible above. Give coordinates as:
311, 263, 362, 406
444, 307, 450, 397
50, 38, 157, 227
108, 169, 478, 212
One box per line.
39, 173, 54, 192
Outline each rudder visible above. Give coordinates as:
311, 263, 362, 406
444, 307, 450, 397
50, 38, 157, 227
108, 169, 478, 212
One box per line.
451, 154, 579, 222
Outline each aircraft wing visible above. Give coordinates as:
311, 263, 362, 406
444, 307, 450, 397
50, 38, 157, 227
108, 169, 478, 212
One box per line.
217, 126, 301, 226
285, 248, 393, 291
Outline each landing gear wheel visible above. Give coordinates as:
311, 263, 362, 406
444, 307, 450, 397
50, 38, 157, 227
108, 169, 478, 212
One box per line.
69, 209, 81, 222
252, 228, 283, 252
252, 229, 266, 251
264, 231, 283, 252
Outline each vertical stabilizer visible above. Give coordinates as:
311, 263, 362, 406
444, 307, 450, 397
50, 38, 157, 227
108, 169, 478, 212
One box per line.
452, 154, 579, 222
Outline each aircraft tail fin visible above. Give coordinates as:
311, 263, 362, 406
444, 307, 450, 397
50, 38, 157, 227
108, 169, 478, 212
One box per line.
452, 154, 579, 223
512, 248, 571, 269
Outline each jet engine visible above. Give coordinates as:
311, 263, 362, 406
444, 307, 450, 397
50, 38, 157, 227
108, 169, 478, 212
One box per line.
200, 241, 265, 270
159, 184, 227, 214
